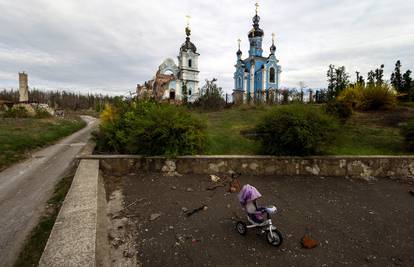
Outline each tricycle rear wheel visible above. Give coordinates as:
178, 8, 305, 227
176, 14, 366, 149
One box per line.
236, 221, 247, 235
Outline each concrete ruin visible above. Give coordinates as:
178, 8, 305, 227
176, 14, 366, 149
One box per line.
19, 72, 29, 103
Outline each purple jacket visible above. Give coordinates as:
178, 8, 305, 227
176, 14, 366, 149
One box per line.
238, 184, 262, 206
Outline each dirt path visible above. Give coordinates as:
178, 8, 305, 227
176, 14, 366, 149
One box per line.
0, 116, 98, 267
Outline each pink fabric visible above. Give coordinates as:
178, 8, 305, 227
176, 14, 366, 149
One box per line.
238, 184, 262, 206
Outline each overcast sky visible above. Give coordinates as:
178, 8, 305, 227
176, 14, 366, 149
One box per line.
0, 0, 413, 95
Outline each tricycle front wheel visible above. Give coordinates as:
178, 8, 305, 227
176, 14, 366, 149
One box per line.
267, 229, 283, 247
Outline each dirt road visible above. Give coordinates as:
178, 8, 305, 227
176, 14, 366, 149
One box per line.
0, 116, 98, 267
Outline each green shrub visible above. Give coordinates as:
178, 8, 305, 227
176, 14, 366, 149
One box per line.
325, 100, 352, 121
362, 84, 397, 110
3, 106, 30, 118
401, 118, 414, 151
338, 84, 364, 109
94, 100, 207, 156
34, 107, 52, 119
190, 79, 226, 111
254, 105, 338, 156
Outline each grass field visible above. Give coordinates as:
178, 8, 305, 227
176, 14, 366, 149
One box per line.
203, 105, 271, 155
0, 117, 86, 170
203, 105, 414, 155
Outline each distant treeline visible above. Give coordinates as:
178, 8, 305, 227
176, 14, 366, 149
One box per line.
0, 88, 117, 111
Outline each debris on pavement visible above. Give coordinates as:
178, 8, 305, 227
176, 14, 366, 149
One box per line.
126, 197, 146, 209
206, 184, 225, 191
186, 187, 194, 192
365, 255, 377, 263
149, 213, 161, 221
301, 235, 318, 249
181, 207, 189, 213
186, 205, 208, 217
210, 175, 221, 183
112, 237, 124, 248
229, 177, 241, 193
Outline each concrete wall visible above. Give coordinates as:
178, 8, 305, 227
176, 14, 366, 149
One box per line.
39, 159, 110, 267
83, 155, 414, 183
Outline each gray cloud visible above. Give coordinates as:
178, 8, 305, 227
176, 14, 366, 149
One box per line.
0, 0, 413, 94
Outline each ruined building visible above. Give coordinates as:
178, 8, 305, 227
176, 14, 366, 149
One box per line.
19, 72, 29, 103
137, 19, 200, 103
233, 3, 282, 105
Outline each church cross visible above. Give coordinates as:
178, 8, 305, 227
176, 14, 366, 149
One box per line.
186, 15, 191, 27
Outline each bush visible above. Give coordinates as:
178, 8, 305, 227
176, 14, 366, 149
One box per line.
325, 100, 352, 121
94, 100, 207, 156
254, 105, 338, 156
3, 106, 30, 118
337, 84, 364, 109
401, 118, 414, 151
190, 78, 226, 111
34, 107, 52, 119
362, 84, 397, 110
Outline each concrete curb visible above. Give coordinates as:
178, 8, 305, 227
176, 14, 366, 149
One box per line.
39, 159, 109, 267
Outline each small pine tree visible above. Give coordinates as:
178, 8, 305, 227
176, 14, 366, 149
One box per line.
367, 70, 375, 86
327, 64, 336, 99
326, 64, 349, 100
391, 60, 403, 93
402, 70, 413, 100
375, 64, 385, 86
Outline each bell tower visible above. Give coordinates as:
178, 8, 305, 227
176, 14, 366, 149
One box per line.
178, 15, 200, 100
248, 3, 264, 57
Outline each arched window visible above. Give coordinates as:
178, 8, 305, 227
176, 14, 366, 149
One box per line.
188, 88, 192, 95
269, 67, 276, 83
188, 59, 192, 68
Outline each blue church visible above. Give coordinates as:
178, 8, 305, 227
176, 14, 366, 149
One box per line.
233, 3, 282, 104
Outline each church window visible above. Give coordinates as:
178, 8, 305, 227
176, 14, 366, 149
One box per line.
188, 89, 192, 95
238, 77, 242, 88
270, 67, 275, 83
188, 59, 192, 68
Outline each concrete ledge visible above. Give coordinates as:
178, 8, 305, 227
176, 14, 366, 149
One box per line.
77, 139, 97, 158
39, 159, 109, 267
86, 155, 414, 183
